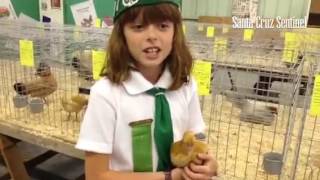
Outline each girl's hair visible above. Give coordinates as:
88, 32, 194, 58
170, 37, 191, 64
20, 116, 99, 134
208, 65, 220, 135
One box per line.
101, 3, 193, 90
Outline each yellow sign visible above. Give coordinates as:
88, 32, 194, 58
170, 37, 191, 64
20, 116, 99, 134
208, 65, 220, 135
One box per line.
206, 26, 215, 38
192, 60, 212, 96
95, 18, 102, 28
214, 37, 228, 56
243, 29, 254, 41
19, 40, 34, 67
92, 50, 107, 80
182, 24, 186, 34
310, 75, 320, 116
282, 32, 298, 63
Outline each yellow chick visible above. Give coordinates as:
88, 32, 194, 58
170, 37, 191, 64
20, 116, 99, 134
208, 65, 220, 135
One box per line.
170, 131, 208, 167
61, 95, 88, 120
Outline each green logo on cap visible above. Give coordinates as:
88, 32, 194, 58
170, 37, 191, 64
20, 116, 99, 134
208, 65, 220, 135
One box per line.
123, 0, 139, 7
114, 0, 181, 21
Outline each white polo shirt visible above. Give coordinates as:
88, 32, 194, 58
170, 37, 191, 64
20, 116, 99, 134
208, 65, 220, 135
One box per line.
76, 67, 205, 171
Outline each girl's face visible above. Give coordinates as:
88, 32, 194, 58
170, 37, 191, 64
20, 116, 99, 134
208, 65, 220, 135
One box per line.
123, 17, 174, 72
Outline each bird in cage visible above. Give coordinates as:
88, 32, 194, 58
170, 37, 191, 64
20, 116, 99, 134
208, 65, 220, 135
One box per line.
170, 131, 208, 168
13, 62, 57, 104
71, 50, 94, 81
239, 100, 278, 125
61, 95, 88, 121
225, 71, 278, 125
225, 90, 278, 125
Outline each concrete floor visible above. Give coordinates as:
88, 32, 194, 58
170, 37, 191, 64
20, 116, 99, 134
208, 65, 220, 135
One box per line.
0, 142, 84, 180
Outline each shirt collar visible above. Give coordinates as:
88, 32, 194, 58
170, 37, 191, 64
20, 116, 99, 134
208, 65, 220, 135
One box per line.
123, 66, 173, 95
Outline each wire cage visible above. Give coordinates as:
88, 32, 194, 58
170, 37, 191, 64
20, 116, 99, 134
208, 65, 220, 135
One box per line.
0, 19, 320, 180
189, 25, 320, 179
0, 19, 110, 145
287, 51, 320, 180
207, 50, 303, 180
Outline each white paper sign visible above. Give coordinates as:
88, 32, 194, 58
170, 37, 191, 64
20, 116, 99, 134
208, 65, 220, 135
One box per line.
71, 1, 97, 27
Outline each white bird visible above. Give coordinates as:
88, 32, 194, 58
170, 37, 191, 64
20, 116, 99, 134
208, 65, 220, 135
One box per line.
239, 100, 277, 125
224, 90, 277, 125
224, 71, 278, 125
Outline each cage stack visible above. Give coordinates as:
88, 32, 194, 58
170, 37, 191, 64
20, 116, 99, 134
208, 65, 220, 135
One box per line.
182, 22, 320, 179
287, 29, 320, 180
0, 19, 110, 152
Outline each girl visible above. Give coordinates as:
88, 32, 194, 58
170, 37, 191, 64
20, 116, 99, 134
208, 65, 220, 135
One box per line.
76, 0, 217, 179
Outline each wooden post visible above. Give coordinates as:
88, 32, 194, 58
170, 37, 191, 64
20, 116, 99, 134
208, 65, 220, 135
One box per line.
0, 135, 29, 180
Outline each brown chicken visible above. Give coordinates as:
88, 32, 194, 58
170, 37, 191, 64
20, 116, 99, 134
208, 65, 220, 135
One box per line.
170, 131, 209, 168
13, 63, 57, 103
61, 95, 88, 120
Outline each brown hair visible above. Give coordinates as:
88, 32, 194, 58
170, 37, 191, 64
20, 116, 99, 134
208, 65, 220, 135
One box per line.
101, 3, 193, 90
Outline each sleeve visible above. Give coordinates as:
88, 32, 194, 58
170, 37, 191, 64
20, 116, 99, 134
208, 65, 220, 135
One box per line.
75, 81, 116, 154
187, 77, 206, 134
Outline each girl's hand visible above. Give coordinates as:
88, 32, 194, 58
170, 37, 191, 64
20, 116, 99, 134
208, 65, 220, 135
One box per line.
171, 167, 184, 180
182, 153, 218, 180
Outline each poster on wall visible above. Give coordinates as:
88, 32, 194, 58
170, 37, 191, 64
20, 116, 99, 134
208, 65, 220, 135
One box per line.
71, 1, 97, 27
232, 0, 259, 23
0, 0, 17, 19
51, 0, 61, 9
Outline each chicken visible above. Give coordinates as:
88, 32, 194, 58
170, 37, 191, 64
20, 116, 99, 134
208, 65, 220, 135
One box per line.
170, 131, 208, 168
225, 71, 277, 125
72, 50, 93, 81
239, 100, 277, 125
13, 63, 57, 103
225, 90, 278, 125
61, 95, 88, 120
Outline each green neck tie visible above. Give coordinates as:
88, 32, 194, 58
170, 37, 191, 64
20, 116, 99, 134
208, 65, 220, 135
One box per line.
146, 87, 174, 171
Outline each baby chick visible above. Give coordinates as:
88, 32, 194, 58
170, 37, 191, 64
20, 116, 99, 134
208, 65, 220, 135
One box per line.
13, 63, 57, 103
61, 95, 88, 121
170, 131, 208, 168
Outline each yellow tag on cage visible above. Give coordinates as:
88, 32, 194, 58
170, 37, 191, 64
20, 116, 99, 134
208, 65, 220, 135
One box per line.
243, 29, 254, 41
19, 40, 34, 67
192, 60, 212, 96
310, 75, 320, 116
284, 32, 298, 45
182, 24, 186, 34
282, 50, 295, 63
95, 18, 101, 28
282, 32, 299, 63
213, 37, 228, 56
92, 50, 107, 80
206, 26, 215, 38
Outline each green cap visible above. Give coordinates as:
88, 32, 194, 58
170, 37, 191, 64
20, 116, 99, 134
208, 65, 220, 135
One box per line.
114, 0, 181, 21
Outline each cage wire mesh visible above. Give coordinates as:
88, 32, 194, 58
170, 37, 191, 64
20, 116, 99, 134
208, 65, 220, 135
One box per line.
289, 50, 320, 180
0, 19, 110, 143
0, 19, 320, 180
207, 46, 303, 180
182, 22, 320, 180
